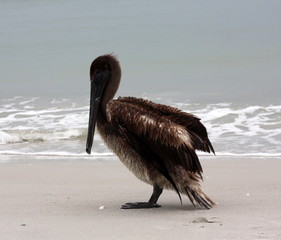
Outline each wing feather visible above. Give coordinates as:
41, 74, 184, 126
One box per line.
106, 97, 214, 182
117, 97, 215, 154
107, 99, 193, 149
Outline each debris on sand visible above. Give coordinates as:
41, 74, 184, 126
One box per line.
192, 217, 221, 224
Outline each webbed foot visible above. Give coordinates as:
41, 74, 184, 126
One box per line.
121, 202, 161, 209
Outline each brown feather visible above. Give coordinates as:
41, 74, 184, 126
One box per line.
118, 97, 215, 154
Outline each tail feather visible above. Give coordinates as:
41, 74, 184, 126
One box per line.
186, 189, 196, 207
185, 187, 215, 209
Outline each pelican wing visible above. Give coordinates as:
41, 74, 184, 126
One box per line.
106, 97, 214, 179
116, 97, 215, 154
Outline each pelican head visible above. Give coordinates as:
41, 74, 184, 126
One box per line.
86, 54, 121, 154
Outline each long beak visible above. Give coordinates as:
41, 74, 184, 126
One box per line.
86, 71, 110, 154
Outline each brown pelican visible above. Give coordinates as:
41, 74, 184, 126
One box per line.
86, 54, 215, 209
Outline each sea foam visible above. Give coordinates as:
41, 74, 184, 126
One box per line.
0, 97, 280, 158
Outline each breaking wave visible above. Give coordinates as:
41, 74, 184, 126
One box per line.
0, 96, 280, 158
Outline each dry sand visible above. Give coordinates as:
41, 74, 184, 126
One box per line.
0, 156, 281, 240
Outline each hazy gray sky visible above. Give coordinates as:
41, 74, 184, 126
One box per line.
1, 0, 280, 103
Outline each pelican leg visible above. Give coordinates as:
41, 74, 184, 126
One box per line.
121, 184, 163, 209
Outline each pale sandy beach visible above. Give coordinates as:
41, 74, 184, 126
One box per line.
0, 156, 281, 240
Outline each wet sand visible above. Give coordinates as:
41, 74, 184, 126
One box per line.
0, 156, 281, 240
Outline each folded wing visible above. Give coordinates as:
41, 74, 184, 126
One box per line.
106, 97, 214, 193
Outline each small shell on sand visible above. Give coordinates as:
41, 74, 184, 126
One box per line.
192, 217, 221, 224
206, 217, 221, 223
99, 205, 106, 210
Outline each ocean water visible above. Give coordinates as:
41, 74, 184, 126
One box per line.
1, 0, 281, 161
0, 96, 280, 161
